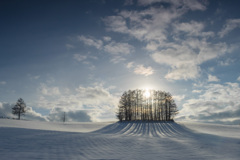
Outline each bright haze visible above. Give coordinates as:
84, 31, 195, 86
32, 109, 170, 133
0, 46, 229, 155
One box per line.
0, 0, 240, 124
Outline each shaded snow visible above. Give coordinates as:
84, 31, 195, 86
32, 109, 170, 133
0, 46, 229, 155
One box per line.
0, 119, 240, 160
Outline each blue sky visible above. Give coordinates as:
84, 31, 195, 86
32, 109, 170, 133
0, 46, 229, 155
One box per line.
1, 0, 240, 124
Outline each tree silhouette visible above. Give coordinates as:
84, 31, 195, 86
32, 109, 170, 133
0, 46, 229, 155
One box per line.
116, 89, 178, 121
12, 98, 27, 120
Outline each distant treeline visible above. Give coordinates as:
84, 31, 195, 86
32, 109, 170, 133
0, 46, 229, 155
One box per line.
116, 89, 178, 122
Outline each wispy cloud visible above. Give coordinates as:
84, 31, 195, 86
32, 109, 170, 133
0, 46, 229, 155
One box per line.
164, 64, 200, 80
126, 61, 134, 69
218, 58, 234, 66
208, 74, 220, 82
76, 35, 134, 63
103, 1, 228, 81
0, 81, 6, 85
192, 90, 202, 93
218, 19, 240, 38
126, 62, 154, 76
73, 54, 96, 70
66, 44, 75, 49
38, 83, 60, 96
104, 41, 134, 55
78, 35, 103, 49
237, 76, 240, 81
173, 21, 214, 37
103, 36, 111, 42
138, 0, 207, 11
110, 56, 125, 64
134, 65, 154, 76
150, 32, 227, 80
73, 54, 87, 62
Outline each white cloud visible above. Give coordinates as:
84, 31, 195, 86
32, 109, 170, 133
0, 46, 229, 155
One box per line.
0, 102, 14, 118
104, 41, 134, 55
177, 83, 240, 124
237, 76, 240, 81
78, 35, 103, 49
173, 21, 214, 38
0, 102, 47, 121
77, 35, 133, 63
103, 36, 111, 42
151, 40, 228, 80
197, 42, 228, 64
126, 61, 134, 68
134, 65, 154, 76
208, 67, 214, 72
145, 41, 159, 51
73, 54, 87, 62
218, 19, 240, 38
103, 16, 129, 34
36, 84, 119, 122
25, 106, 48, 121
32, 75, 40, 80
173, 95, 185, 101
219, 58, 234, 66
0, 81, 6, 85
173, 21, 204, 36
110, 56, 126, 64
138, 0, 207, 11
208, 74, 220, 82
165, 64, 200, 80
104, 6, 182, 43
151, 45, 197, 67
0, 101, 92, 122
38, 83, 60, 96
151, 45, 200, 80
103, 1, 229, 81
192, 90, 202, 93
73, 54, 96, 69
48, 108, 92, 122
125, 62, 154, 76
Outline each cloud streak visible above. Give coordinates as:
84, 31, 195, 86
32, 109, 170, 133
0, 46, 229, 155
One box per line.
126, 62, 154, 76
218, 19, 240, 38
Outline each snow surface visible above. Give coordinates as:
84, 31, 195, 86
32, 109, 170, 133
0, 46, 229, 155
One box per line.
0, 119, 240, 160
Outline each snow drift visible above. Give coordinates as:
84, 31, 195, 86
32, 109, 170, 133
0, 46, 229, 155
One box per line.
0, 119, 240, 160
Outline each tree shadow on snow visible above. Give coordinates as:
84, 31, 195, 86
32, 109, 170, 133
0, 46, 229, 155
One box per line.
92, 121, 196, 138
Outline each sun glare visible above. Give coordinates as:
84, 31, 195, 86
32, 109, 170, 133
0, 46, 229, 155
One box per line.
144, 89, 150, 98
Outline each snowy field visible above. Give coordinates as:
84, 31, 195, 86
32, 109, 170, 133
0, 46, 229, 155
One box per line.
0, 119, 240, 160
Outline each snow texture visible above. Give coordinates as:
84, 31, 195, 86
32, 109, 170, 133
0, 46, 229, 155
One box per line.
0, 119, 240, 160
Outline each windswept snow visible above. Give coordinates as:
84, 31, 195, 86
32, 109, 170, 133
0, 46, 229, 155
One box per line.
0, 119, 240, 160
0, 119, 112, 132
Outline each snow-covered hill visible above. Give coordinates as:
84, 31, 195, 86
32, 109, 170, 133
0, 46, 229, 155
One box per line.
0, 119, 240, 160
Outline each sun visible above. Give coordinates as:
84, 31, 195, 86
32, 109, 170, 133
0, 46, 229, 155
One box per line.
144, 89, 150, 98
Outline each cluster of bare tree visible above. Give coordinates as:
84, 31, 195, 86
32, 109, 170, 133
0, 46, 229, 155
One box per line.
116, 89, 178, 122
